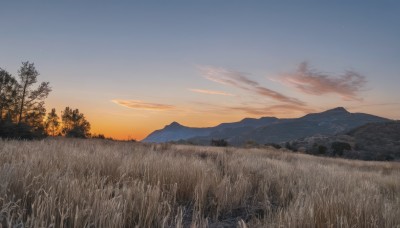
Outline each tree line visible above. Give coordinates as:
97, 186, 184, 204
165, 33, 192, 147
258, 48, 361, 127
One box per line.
0, 62, 91, 139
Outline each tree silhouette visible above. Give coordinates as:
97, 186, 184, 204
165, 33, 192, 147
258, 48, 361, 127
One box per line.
16, 61, 51, 128
61, 107, 91, 138
0, 69, 18, 121
0, 62, 50, 139
45, 108, 60, 136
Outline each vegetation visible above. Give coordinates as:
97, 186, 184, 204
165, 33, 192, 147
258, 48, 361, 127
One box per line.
61, 107, 91, 138
264, 143, 282, 149
45, 108, 60, 136
0, 62, 93, 139
0, 62, 50, 139
331, 141, 352, 156
0, 139, 399, 227
211, 139, 228, 147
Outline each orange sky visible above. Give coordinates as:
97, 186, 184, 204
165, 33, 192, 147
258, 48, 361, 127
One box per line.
45, 65, 400, 141
3, 2, 400, 140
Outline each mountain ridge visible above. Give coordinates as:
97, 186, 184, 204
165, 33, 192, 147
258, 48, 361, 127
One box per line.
142, 107, 391, 144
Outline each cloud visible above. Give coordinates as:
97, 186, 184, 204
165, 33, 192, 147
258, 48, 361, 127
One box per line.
188, 88, 234, 96
281, 62, 367, 101
227, 104, 316, 116
192, 101, 315, 117
200, 66, 305, 106
112, 99, 175, 111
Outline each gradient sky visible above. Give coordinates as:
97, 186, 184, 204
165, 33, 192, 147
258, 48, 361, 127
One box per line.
1, 1, 399, 140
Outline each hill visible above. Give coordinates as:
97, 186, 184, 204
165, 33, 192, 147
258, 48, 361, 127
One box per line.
288, 121, 400, 161
143, 107, 390, 145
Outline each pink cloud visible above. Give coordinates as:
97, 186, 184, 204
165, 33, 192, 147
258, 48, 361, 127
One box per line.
188, 88, 234, 96
281, 62, 367, 101
200, 66, 305, 106
112, 100, 175, 111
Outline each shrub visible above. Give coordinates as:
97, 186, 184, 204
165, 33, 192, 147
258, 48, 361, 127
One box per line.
331, 142, 351, 156
265, 143, 282, 149
211, 139, 228, 147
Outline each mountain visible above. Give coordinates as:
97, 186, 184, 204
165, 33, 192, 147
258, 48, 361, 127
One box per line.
288, 121, 400, 160
142, 122, 213, 142
142, 107, 390, 144
346, 121, 400, 160
142, 117, 279, 143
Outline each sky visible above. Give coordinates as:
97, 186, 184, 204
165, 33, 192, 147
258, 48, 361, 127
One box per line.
1, 1, 399, 140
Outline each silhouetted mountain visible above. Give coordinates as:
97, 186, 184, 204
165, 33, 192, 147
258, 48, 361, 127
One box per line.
142, 107, 390, 144
347, 121, 400, 160
142, 122, 213, 142
289, 121, 400, 161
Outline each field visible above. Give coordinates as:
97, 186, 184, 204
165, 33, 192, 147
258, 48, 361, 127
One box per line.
0, 139, 399, 227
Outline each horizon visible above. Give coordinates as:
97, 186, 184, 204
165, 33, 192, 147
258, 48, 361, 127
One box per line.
154, 106, 393, 128
1, 1, 399, 140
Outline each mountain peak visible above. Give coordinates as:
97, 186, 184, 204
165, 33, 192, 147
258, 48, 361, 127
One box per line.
325, 107, 349, 114
165, 121, 183, 129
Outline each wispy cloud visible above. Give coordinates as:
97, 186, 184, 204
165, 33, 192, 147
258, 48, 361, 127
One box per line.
192, 101, 315, 117
112, 99, 175, 111
281, 62, 367, 101
188, 88, 234, 96
200, 66, 305, 106
228, 104, 316, 116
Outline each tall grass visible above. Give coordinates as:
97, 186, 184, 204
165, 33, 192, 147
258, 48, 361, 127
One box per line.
0, 139, 399, 227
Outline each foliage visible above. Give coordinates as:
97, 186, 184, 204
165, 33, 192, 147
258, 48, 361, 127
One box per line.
0, 69, 18, 121
331, 141, 352, 156
61, 107, 91, 138
211, 139, 228, 147
285, 142, 298, 152
265, 143, 282, 149
308, 143, 328, 155
45, 108, 61, 136
318, 145, 327, 154
0, 62, 50, 139
92, 134, 106, 139
0, 62, 93, 140
16, 62, 51, 126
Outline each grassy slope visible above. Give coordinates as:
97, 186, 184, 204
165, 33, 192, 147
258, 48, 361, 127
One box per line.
0, 139, 399, 227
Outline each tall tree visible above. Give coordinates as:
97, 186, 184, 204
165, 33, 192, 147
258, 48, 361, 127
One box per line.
61, 107, 91, 138
0, 69, 18, 121
17, 61, 51, 126
45, 108, 60, 136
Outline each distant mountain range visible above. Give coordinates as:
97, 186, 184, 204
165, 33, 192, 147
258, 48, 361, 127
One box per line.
142, 107, 391, 145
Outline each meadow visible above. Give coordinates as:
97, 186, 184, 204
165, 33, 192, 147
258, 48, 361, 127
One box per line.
0, 139, 399, 228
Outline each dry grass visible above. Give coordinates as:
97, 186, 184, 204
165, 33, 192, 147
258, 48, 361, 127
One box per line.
0, 139, 399, 228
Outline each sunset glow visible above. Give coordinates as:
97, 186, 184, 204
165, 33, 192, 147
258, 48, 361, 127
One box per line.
1, 1, 399, 140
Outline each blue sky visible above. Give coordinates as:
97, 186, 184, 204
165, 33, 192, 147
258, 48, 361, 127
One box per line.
1, 1, 399, 139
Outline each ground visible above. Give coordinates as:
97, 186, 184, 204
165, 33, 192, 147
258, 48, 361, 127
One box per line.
0, 139, 399, 227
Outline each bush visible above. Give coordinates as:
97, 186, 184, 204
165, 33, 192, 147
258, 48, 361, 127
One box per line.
211, 139, 228, 147
318, 145, 327, 154
0, 121, 45, 140
265, 143, 282, 149
331, 142, 351, 156
285, 142, 297, 152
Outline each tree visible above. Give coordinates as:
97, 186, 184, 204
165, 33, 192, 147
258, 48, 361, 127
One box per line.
45, 108, 60, 136
0, 62, 51, 139
16, 61, 51, 128
61, 107, 91, 138
0, 69, 18, 121
331, 142, 351, 156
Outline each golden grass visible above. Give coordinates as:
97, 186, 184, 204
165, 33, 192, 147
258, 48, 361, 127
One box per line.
0, 139, 399, 227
